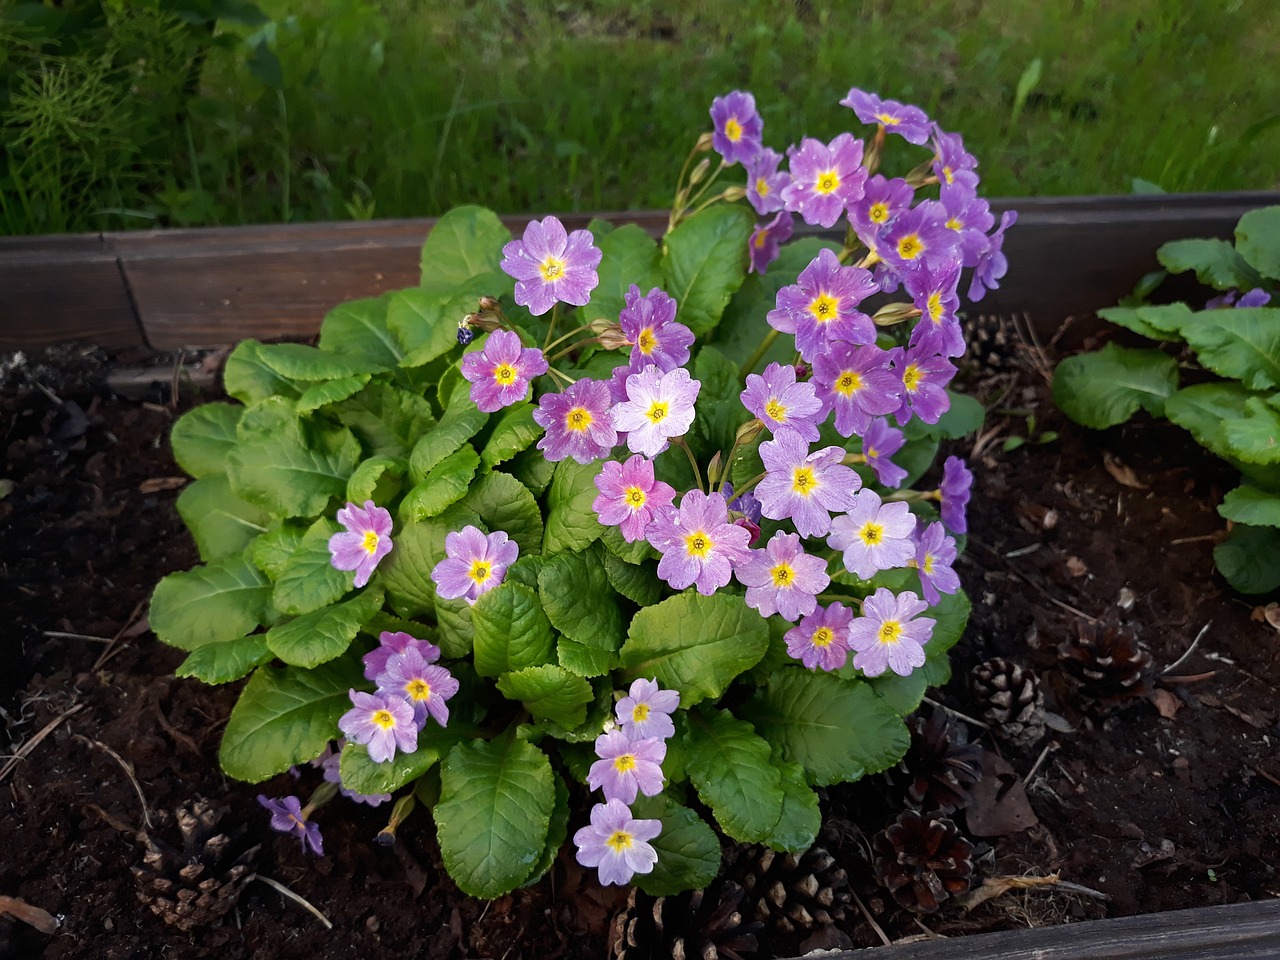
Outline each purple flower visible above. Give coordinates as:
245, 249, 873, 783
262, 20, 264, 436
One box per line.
710, 90, 764, 165
939, 182, 994, 266
619, 285, 694, 373
338, 690, 418, 764
781, 133, 867, 229
968, 210, 1016, 302
841, 88, 931, 145
812, 342, 902, 438
328, 500, 394, 588
737, 531, 831, 621
593, 454, 677, 543
749, 210, 794, 275
573, 798, 662, 886
861, 418, 907, 488
848, 588, 935, 678
614, 366, 701, 458
931, 127, 980, 192
1237, 288, 1272, 308
461, 329, 549, 413
647, 489, 752, 595
587, 730, 667, 804
616, 678, 681, 741
747, 147, 790, 215
891, 344, 956, 426
767, 248, 879, 362
500, 215, 602, 316
915, 521, 960, 605
363, 630, 441, 683
258, 795, 324, 855
725, 483, 762, 525
755, 430, 861, 538
319, 744, 391, 806
904, 258, 965, 359
827, 489, 917, 579
431, 525, 520, 605
937, 456, 973, 534
849, 175, 916, 241
534, 377, 618, 464
784, 602, 853, 672
376, 648, 459, 729
741, 361, 823, 442
879, 200, 957, 275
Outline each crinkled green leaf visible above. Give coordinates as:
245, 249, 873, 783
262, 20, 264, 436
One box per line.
1136, 303, 1197, 337
318, 294, 404, 369
1181, 308, 1280, 391
346, 455, 404, 504
525, 776, 570, 886
661, 204, 753, 338
419, 206, 512, 295
331, 382, 439, 459
171, 403, 242, 478
471, 581, 556, 678
481, 402, 540, 468
176, 474, 270, 562
1097, 305, 1170, 341
151, 552, 272, 651
496, 665, 594, 728
689, 345, 742, 462
175, 634, 272, 685
509, 444, 557, 496
1219, 485, 1280, 528
223, 339, 302, 404
600, 522, 658, 564
227, 414, 361, 518
1165, 382, 1257, 459
265, 585, 384, 668
632, 795, 721, 896
590, 223, 664, 321
543, 459, 604, 554
1214, 523, 1280, 594
271, 517, 350, 615
1225, 397, 1280, 463
599, 547, 664, 606
379, 509, 479, 619
768, 760, 822, 853
1053, 342, 1179, 429
538, 550, 623, 650
409, 380, 488, 481
1236, 206, 1280, 280
1157, 237, 1263, 291
462, 469, 543, 556
296, 374, 372, 414
683, 707, 783, 843
256, 341, 385, 381
400, 444, 480, 522
251, 520, 307, 581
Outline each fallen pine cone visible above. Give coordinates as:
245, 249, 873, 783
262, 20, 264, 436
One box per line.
970, 657, 1046, 746
728, 845, 851, 936
1059, 618, 1153, 709
888, 706, 984, 815
610, 881, 761, 960
872, 810, 974, 914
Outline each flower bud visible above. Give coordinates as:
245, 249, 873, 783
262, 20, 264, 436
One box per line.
688, 157, 712, 186
794, 362, 810, 379
477, 295, 502, 313
590, 319, 631, 350
693, 131, 714, 153
721, 185, 747, 202
706, 451, 723, 486
466, 311, 502, 333
734, 418, 765, 446
456, 324, 476, 346
873, 302, 923, 326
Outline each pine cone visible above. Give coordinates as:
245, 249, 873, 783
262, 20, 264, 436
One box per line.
970, 658, 1046, 746
872, 811, 974, 914
1058, 618, 1153, 709
961, 312, 1014, 371
727, 845, 851, 935
610, 881, 761, 960
889, 706, 984, 815
132, 799, 260, 932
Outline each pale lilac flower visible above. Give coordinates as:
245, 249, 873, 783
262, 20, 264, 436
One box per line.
573, 798, 662, 886
755, 430, 861, 538
741, 361, 823, 442
937, 456, 973, 534
737, 531, 831, 621
376, 648, 459, 729
781, 133, 867, 229
812, 342, 902, 438
619, 285, 693, 373
431, 525, 519, 605
258, 795, 324, 855
338, 690, 418, 764
848, 588, 935, 677
747, 147, 790, 215
861, 418, 907, 488
767, 248, 879, 362
915, 521, 960, 605
710, 90, 764, 165
968, 210, 1017, 302
363, 630, 441, 683
905, 258, 965, 359
461, 329, 549, 413
319, 743, 391, 806
828, 489, 917, 579
784, 602, 854, 672
931, 127, 980, 192
328, 500, 393, 588
749, 210, 794, 275
500, 215, 602, 316
841, 88, 932, 145
614, 366, 701, 458
587, 730, 667, 804
891, 344, 956, 426
593, 454, 677, 543
616, 678, 681, 741
647, 489, 751, 595
534, 377, 618, 464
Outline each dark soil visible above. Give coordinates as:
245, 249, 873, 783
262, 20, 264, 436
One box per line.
2, 337, 1278, 959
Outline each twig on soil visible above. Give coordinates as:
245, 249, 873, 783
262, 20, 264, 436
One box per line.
1247, 763, 1280, 790
1021, 741, 1059, 789
0, 702, 85, 785
1170, 534, 1219, 545
849, 889, 891, 946
1160, 671, 1217, 684
42, 631, 114, 643
72, 734, 153, 830
92, 600, 149, 671
254, 875, 333, 930
957, 872, 1110, 912
0, 895, 59, 934
1162, 622, 1211, 676
968, 539, 1098, 623
922, 696, 991, 730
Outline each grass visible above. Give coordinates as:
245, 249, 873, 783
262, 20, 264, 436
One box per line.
3, 0, 1279, 234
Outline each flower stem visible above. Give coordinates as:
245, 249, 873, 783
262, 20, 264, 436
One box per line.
672, 436, 704, 492
547, 367, 577, 388
548, 337, 600, 364
543, 303, 561, 350
544, 321, 597, 355
739, 329, 780, 382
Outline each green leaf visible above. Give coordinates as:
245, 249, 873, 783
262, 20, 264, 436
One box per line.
338, 723, 467, 796
525, 774, 571, 886
690, 345, 744, 461
480, 402, 540, 468
171, 404, 242, 478
435, 596, 476, 660
318, 295, 405, 369
271, 517, 351, 615
620, 592, 769, 706
387, 287, 464, 365
591, 223, 664, 321
496, 665, 595, 728
471, 582, 556, 678
400, 444, 480, 522
346, 455, 404, 504
543, 459, 604, 554
223, 339, 302, 404
220, 654, 366, 782
538, 549, 623, 651
1157, 238, 1263, 291
1096, 306, 1167, 340
176, 474, 270, 562
256, 341, 385, 381
409, 380, 488, 481
908, 390, 985, 440
1219, 486, 1280, 528
600, 548, 664, 606
632, 795, 721, 896
379, 512, 476, 618
1236, 206, 1280, 280
296, 374, 372, 414
1225, 397, 1280, 463
331, 382, 439, 459
509, 444, 557, 496
750, 669, 909, 785
683, 707, 784, 843
1181, 308, 1280, 391
227, 414, 361, 518
175, 634, 272, 685
252, 520, 307, 580
1136, 303, 1197, 338
768, 760, 822, 853
661, 204, 754, 337
435, 736, 556, 898
1165, 382, 1258, 459
265, 585, 384, 669
600, 522, 659, 563
462, 469, 543, 556
151, 553, 272, 651
1214, 523, 1280, 593
419, 206, 512, 294
1052, 343, 1178, 429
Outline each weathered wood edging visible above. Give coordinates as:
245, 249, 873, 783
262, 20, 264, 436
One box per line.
2, 191, 1277, 351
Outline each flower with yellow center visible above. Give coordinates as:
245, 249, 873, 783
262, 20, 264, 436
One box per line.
897, 233, 924, 261
724, 117, 743, 143
605, 830, 634, 853
684, 531, 712, 559
835, 370, 863, 396
791, 465, 818, 496
807, 292, 841, 324
858, 521, 884, 546
902, 364, 922, 392
815, 171, 841, 195
624, 486, 647, 509
372, 709, 396, 729
468, 560, 491, 585
770, 562, 794, 587
812, 626, 835, 648
539, 255, 566, 281
613, 753, 637, 774
492, 363, 517, 386
765, 398, 788, 423
877, 619, 903, 645
636, 328, 657, 354
361, 530, 381, 555
565, 406, 593, 432
869, 202, 890, 223
645, 401, 669, 424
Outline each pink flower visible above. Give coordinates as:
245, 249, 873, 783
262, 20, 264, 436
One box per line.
363, 630, 441, 683
781, 133, 867, 229
338, 690, 418, 764
593, 455, 677, 543
615, 678, 680, 741
500, 215, 602, 316
587, 730, 667, 805
375, 648, 459, 729
431, 525, 519, 605
784, 603, 854, 672
647, 490, 752, 596
754, 430, 861, 539
573, 799, 662, 886
534, 377, 618, 464
328, 500, 393, 588
613, 366, 701, 458
827, 489, 917, 580
737, 531, 831, 622
848, 588, 934, 677
461, 329, 549, 413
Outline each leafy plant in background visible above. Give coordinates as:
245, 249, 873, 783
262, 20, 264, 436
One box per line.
1053, 206, 1280, 594
150, 88, 1012, 897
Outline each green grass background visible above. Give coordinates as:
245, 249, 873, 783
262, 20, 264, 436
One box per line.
3, 0, 1279, 234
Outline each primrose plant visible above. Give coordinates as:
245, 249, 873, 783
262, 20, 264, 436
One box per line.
151, 88, 1013, 898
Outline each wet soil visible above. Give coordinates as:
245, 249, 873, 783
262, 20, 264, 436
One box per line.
2, 338, 1277, 959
